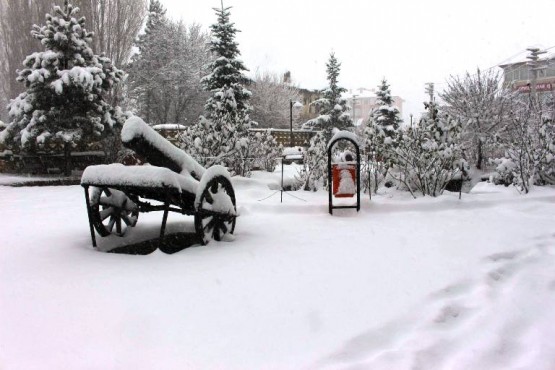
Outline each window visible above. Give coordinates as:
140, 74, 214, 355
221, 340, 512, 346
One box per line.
519, 67, 530, 80
504, 69, 514, 83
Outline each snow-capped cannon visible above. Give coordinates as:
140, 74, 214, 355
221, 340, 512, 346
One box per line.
80, 116, 237, 248
327, 130, 361, 215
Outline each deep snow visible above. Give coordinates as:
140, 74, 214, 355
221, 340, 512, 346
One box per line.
1, 171, 554, 369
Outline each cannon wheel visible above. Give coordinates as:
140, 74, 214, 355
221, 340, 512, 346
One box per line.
90, 187, 139, 237
195, 176, 236, 244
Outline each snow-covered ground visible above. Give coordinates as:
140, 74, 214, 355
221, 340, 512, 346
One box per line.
0, 173, 69, 185
1, 171, 554, 369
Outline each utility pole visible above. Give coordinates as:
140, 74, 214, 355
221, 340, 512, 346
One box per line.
352, 94, 358, 126
425, 82, 435, 120
289, 99, 294, 147
526, 47, 547, 105
425, 82, 434, 102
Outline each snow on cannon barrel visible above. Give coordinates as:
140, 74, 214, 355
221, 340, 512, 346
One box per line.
121, 116, 206, 180
327, 130, 361, 215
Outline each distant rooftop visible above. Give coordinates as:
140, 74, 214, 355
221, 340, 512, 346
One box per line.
498, 46, 555, 68
342, 88, 377, 99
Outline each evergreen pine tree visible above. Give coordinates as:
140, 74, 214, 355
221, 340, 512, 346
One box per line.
300, 53, 352, 190
144, 0, 166, 33
369, 78, 402, 138
305, 53, 352, 141
364, 78, 402, 193
0, 0, 125, 171
184, 3, 253, 175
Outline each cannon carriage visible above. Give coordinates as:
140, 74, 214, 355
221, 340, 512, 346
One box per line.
81, 116, 237, 248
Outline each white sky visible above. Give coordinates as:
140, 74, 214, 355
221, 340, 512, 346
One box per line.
162, 0, 555, 122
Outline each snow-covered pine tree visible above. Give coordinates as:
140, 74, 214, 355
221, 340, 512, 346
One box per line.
369, 78, 402, 139
304, 53, 352, 141
300, 53, 352, 190
143, 0, 166, 35
0, 0, 125, 174
183, 3, 253, 176
365, 78, 402, 193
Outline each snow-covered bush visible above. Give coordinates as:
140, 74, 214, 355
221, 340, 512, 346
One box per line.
299, 132, 328, 191
492, 96, 555, 193
440, 68, 509, 170
0, 1, 126, 163
391, 102, 464, 197
249, 129, 282, 172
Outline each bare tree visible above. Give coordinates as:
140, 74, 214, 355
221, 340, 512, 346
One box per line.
75, 0, 147, 68
167, 22, 211, 125
440, 68, 510, 170
0, 0, 52, 119
249, 70, 301, 128
127, 9, 211, 126
493, 93, 555, 193
0, 0, 146, 119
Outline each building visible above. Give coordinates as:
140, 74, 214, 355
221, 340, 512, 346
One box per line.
342, 88, 404, 127
499, 51, 555, 93
297, 87, 321, 126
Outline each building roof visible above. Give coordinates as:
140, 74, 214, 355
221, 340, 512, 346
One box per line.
498, 47, 555, 68
342, 88, 377, 99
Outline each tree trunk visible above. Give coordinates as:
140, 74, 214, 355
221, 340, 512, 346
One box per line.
476, 138, 483, 170
64, 143, 72, 177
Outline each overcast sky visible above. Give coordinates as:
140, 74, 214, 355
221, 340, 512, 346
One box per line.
162, 0, 555, 122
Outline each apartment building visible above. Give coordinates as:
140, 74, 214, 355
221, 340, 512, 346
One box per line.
342, 88, 404, 126
499, 52, 555, 93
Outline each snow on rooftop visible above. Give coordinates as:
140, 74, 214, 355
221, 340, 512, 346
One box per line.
342, 88, 377, 99
498, 46, 555, 67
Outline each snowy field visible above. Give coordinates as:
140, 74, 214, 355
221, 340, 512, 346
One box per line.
1, 171, 555, 369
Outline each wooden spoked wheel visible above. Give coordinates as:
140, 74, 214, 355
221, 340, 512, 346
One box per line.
195, 176, 236, 244
90, 187, 139, 237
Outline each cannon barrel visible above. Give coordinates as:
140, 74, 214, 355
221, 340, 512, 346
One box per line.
121, 116, 205, 181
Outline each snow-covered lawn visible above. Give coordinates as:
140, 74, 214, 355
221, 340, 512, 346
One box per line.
1, 173, 554, 369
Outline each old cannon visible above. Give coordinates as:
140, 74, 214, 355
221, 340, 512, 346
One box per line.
80, 116, 237, 248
